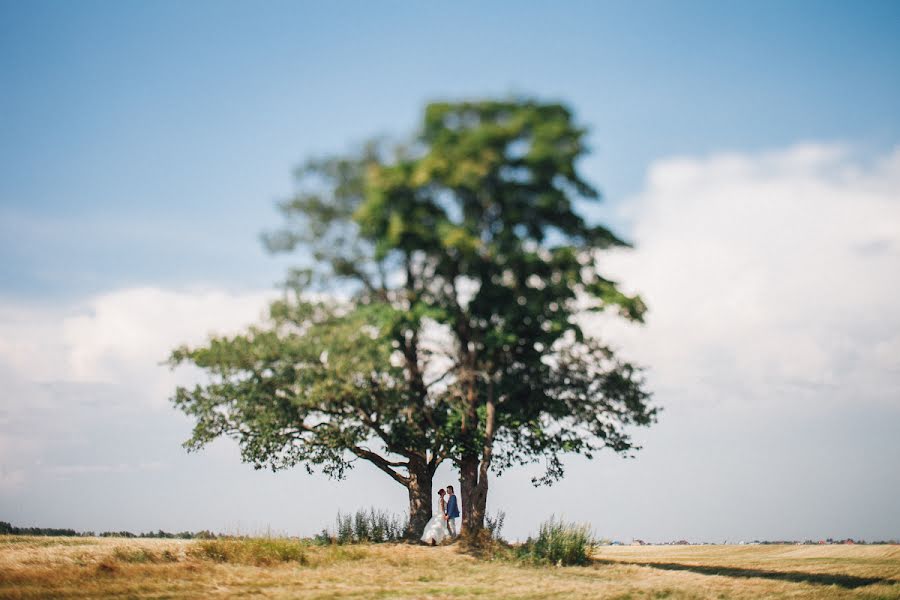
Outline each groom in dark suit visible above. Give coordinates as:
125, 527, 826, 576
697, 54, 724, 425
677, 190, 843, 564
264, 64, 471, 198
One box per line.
444, 485, 460, 538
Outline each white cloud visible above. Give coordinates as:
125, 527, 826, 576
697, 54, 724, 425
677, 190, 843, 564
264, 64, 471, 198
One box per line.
0, 287, 276, 492
591, 143, 900, 407
0, 304, 69, 382
0, 286, 276, 406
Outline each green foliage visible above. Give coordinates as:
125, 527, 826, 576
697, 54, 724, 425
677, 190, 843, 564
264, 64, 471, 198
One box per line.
486, 510, 506, 541
0, 522, 80, 537
324, 509, 407, 545
0, 521, 216, 540
336, 512, 354, 545
516, 517, 594, 566
314, 528, 332, 546
266, 97, 655, 483
169, 300, 440, 482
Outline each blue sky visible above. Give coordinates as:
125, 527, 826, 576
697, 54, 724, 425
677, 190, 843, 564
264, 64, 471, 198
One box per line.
1, 2, 899, 541
3, 0, 899, 299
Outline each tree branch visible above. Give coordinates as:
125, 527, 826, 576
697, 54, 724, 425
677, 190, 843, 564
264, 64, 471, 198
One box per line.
350, 446, 410, 486
425, 362, 460, 389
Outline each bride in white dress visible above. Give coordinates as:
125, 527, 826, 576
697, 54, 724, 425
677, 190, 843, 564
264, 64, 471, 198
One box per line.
420, 489, 450, 545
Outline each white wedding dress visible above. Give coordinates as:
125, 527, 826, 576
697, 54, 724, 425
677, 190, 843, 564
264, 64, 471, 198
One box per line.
420, 500, 450, 544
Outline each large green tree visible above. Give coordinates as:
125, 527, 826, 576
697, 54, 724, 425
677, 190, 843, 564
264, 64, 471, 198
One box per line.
170, 98, 656, 538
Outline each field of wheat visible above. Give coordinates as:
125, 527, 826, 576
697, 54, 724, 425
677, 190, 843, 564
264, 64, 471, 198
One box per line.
1, 536, 898, 599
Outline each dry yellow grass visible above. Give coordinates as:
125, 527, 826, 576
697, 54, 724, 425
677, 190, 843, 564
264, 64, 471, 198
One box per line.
1, 535, 898, 599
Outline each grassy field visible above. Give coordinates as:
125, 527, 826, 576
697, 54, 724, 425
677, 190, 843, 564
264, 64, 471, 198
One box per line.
1, 535, 898, 599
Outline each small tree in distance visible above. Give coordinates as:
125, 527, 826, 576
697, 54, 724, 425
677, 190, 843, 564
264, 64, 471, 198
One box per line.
170, 98, 657, 538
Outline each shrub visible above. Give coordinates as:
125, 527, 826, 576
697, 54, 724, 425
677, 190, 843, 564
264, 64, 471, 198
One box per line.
336, 513, 354, 544
313, 528, 333, 546
328, 509, 407, 544
369, 509, 390, 542
516, 517, 594, 566
486, 510, 506, 541
353, 511, 371, 542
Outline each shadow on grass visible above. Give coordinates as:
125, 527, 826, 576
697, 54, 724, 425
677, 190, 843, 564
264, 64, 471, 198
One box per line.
593, 559, 898, 589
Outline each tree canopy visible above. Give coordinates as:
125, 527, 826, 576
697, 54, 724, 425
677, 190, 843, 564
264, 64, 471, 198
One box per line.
170, 98, 657, 536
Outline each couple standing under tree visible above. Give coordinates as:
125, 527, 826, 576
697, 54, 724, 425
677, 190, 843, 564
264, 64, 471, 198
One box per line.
420, 485, 460, 545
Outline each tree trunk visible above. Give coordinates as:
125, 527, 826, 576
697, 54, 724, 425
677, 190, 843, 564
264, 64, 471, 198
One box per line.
405, 460, 432, 539
459, 378, 494, 538
458, 454, 488, 536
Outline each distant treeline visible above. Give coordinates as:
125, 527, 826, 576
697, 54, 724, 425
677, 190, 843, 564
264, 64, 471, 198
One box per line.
0, 521, 218, 539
